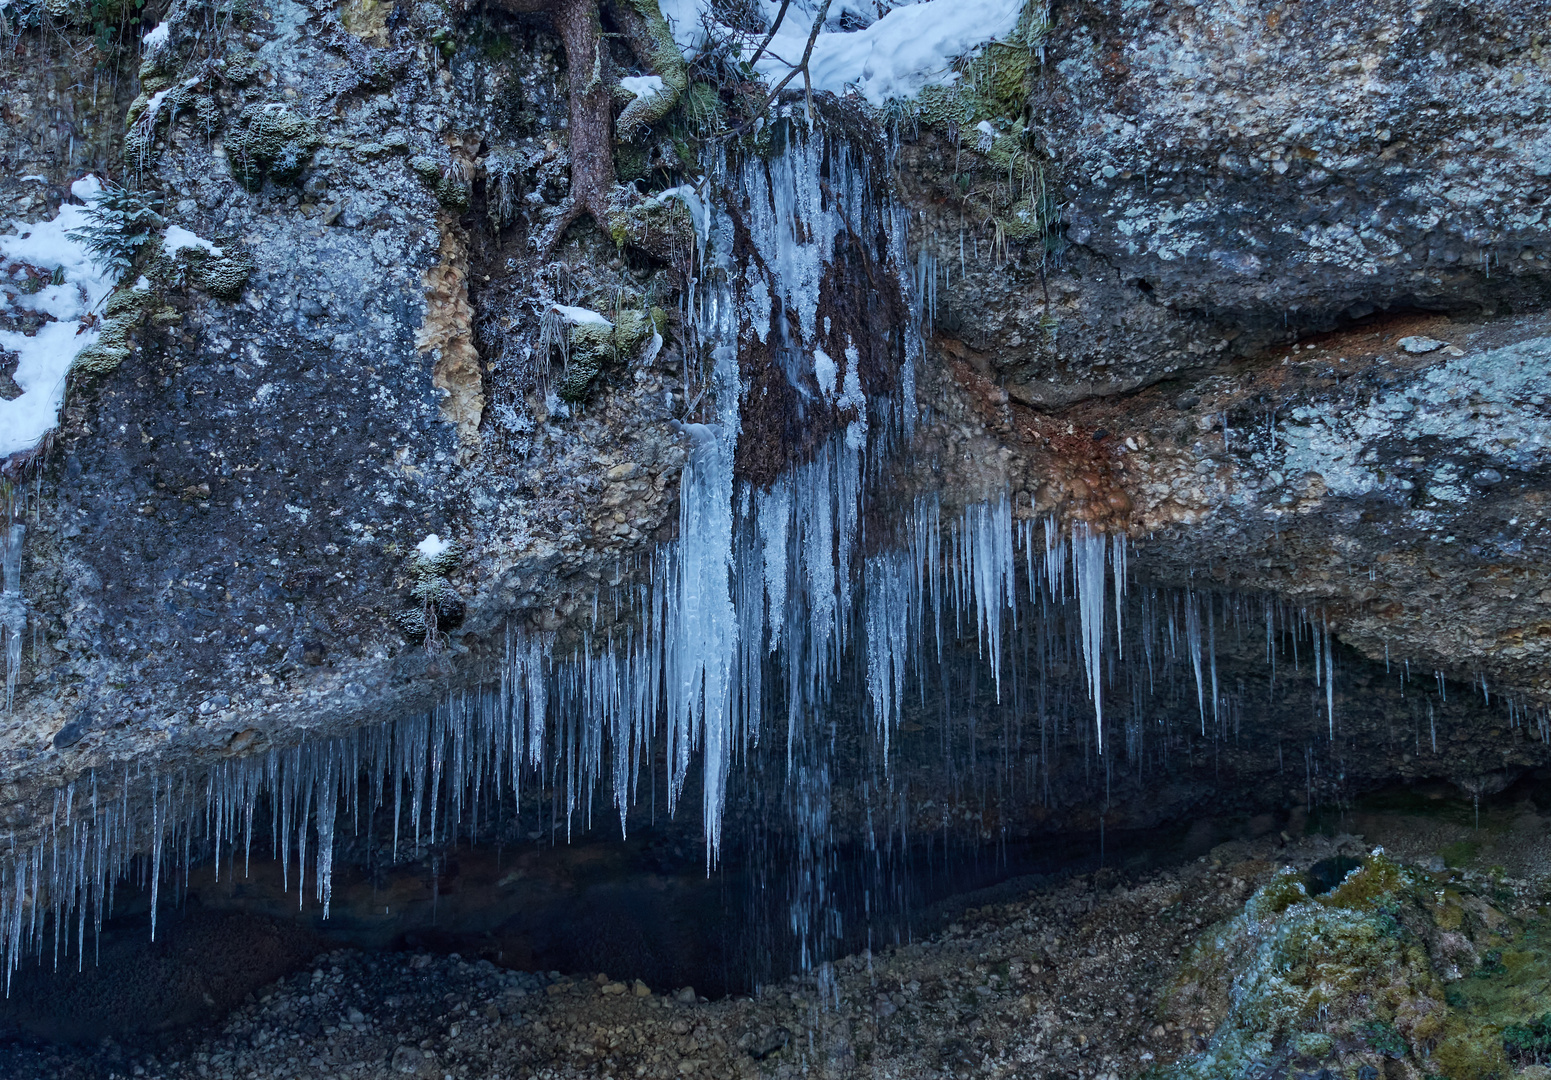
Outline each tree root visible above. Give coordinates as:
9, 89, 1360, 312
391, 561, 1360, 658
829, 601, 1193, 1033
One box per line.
489, 0, 688, 256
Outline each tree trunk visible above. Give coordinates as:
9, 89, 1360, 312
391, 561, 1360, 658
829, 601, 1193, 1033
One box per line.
546, 0, 615, 244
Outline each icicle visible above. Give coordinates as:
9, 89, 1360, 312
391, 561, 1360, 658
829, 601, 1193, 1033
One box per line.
1186, 595, 1206, 734
1072, 522, 1107, 752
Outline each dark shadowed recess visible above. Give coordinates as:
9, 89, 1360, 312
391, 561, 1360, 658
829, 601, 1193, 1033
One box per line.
2, 632, 1547, 1049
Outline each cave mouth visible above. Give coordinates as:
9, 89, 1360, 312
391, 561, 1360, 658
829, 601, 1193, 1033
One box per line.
4, 569, 1547, 1049
4, 765, 1550, 1058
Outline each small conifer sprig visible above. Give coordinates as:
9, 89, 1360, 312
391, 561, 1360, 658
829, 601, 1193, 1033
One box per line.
67, 183, 164, 276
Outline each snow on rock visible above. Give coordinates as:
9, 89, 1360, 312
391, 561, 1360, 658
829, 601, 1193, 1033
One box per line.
751, 0, 1025, 106
618, 75, 666, 100
161, 225, 223, 257
0, 176, 117, 459
659, 0, 1023, 105
142, 22, 170, 50
550, 304, 612, 327
416, 534, 452, 560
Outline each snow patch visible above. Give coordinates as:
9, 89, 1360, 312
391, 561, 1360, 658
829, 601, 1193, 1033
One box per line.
161, 225, 222, 257
142, 22, 170, 49
416, 534, 451, 560
751, 0, 1025, 106
550, 304, 612, 327
0, 176, 118, 459
619, 75, 666, 100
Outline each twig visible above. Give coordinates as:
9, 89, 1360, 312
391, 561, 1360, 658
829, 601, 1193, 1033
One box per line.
747, 0, 790, 68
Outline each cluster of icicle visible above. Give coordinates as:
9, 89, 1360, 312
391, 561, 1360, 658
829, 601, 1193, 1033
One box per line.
3, 113, 1549, 986
7, 489, 1546, 986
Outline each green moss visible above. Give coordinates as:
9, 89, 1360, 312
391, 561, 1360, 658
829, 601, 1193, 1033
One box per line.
396, 539, 464, 645
680, 81, 724, 135
906, 3, 1058, 252
1162, 860, 1551, 1080
188, 252, 254, 300
71, 341, 131, 376
606, 188, 697, 257
102, 285, 152, 319
614, 0, 688, 141
408, 156, 469, 209
71, 283, 159, 377
554, 308, 652, 403
1319, 852, 1408, 911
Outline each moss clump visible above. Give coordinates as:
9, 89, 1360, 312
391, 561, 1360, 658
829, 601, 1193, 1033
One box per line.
395, 538, 464, 645
554, 308, 653, 403
72, 284, 156, 377
607, 187, 698, 260
613, 0, 688, 141
908, 4, 1058, 252
71, 340, 132, 376
187, 251, 254, 299
408, 156, 470, 210
228, 103, 322, 191
123, 83, 212, 170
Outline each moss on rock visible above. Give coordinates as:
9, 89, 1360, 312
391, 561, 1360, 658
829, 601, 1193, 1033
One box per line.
228, 103, 322, 191
1162, 854, 1551, 1080
409, 156, 470, 210
554, 308, 653, 403
188, 252, 255, 300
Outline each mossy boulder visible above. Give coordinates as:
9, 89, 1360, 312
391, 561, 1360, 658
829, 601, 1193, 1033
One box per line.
555, 309, 653, 403
1162, 855, 1551, 1080
228, 103, 322, 191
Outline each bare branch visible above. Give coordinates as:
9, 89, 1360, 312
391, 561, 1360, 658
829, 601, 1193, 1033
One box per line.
710, 0, 832, 142
747, 0, 790, 68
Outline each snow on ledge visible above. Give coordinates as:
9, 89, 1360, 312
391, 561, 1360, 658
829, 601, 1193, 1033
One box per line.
162, 225, 223, 257
751, 0, 1026, 106
551, 304, 613, 327
619, 75, 666, 100
655, 0, 1029, 107
416, 534, 452, 560
0, 176, 117, 459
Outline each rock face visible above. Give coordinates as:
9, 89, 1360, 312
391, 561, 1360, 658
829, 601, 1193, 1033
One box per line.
0, 0, 1547, 917
910, 0, 1551, 406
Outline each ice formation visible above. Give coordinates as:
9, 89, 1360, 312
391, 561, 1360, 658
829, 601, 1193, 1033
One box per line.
0, 114, 1542, 992
1, 523, 24, 711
